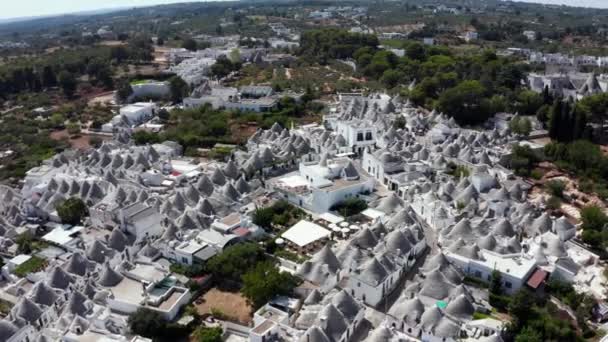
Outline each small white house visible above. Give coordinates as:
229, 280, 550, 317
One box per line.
272, 157, 375, 213
464, 31, 478, 42
335, 120, 376, 155
119, 203, 163, 242
119, 102, 157, 126
445, 250, 537, 294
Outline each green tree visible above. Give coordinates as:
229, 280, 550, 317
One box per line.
194, 327, 223, 342
508, 288, 535, 329
380, 69, 403, 88
168, 76, 190, 103
58, 71, 77, 98
546, 196, 562, 210
132, 131, 161, 145
128, 308, 165, 338
514, 90, 543, 116
572, 110, 588, 140
182, 38, 198, 52
49, 113, 66, 128
546, 180, 566, 198
16, 232, 35, 254
580, 205, 608, 231
116, 79, 134, 104
489, 270, 503, 296
548, 100, 562, 140
515, 326, 543, 342
206, 243, 265, 281
509, 116, 532, 137
110, 46, 129, 63
41, 65, 57, 88
241, 261, 300, 308
95, 64, 114, 89
406, 42, 426, 61
56, 197, 87, 225
66, 122, 81, 136
210, 56, 237, 78
252, 207, 274, 229
331, 198, 368, 217
437, 80, 489, 125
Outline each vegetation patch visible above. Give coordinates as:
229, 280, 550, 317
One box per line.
330, 198, 368, 217
13, 256, 47, 277
252, 200, 306, 230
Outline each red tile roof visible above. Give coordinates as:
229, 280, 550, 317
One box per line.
233, 227, 250, 237
526, 268, 548, 289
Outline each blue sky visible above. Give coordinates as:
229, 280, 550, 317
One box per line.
1, 1, 193, 19
2, 0, 608, 19
511, 0, 608, 8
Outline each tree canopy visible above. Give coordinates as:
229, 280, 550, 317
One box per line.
194, 327, 223, 342
182, 38, 198, 52
168, 76, 190, 103
299, 28, 378, 63
206, 242, 266, 282
437, 80, 490, 125
56, 197, 87, 225
241, 261, 301, 309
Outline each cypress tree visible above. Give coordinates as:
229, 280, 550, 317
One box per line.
558, 100, 571, 142
573, 107, 587, 141
549, 99, 562, 140
543, 85, 552, 104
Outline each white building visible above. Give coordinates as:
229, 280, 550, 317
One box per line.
523, 30, 536, 41
464, 31, 478, 42
271, 157, 374, 213
281, 220, 331, 251
119, 203, 163, 243
120, 102, 156, 125
335, 120, 377, 155
104, 102, 157, 132
445, 249, 537, 294
129, 81, 170, 102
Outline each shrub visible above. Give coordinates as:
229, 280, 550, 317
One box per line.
194, 327, 223, 342
206, 243, 265, 282
530, 169, 543, 180
128, 308, 166, 338
241, 261, 301, 309
56, 197, 87, 225
546, 196, 562, 210
489, 293, 511, 311
546, 180, 566, 198
331, 198, 367, 217
210, 307, 228, 320
580, 205, 608, 232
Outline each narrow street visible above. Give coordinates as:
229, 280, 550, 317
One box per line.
375, 213, 438, 313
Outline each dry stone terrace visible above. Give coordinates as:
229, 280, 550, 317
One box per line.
0, 92, 603, 342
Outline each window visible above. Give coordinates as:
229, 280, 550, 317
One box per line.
505, 281, 512, 289
357, 282, 361, 287
357, 132, 364, 141
182, 257, 188, 263
475, 271, 482, 278
365, 132, 373, 140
